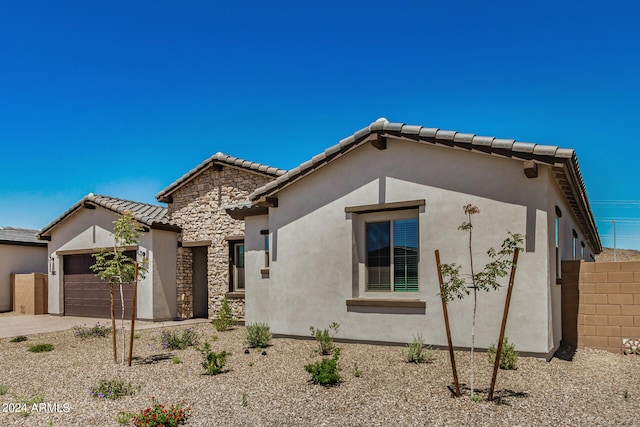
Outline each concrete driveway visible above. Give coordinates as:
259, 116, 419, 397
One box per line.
0, 313, 209, 339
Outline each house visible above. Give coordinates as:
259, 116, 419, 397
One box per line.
231, 118, 602, 359
0, 228, 47, 312
156, 152, 285, 320
37, 194, 181, 320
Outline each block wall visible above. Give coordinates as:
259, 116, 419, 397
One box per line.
562, 260, 640, 353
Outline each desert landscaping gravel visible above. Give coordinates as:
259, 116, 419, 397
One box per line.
1, 322, 639, 426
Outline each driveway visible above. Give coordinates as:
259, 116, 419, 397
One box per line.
0, 313, 209, 338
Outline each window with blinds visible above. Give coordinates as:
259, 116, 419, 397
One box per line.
366, 218, 418, 292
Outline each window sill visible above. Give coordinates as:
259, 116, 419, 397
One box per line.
346, 298, 426, 309
225, 292, 245, 299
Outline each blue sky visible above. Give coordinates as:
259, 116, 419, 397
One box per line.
2, 1, 639, 249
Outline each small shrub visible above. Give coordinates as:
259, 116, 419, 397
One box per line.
404, 334, 434, 363
116, 411, 136, 425
89, 378, 137, 400
28, 343, 54, 353
172, 356, 182, 364
352, 362, 362, 378
0, 384, 8, 395
487, 337, 519, 370
134, 332, 142, 339
198, 342, 230, 375
213, 297, 237, 331
310, 322, 340, 355
244, 323, 272, 348
305, 348, 342, 386
160, 327, 199, 350
17, 391, 44, 416
73, 322, 112, 339
132, 397, 191, 427
10, 335, 27, 343
241, 393, 248, 407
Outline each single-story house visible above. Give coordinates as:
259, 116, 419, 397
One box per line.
37, 194, 181, 321
231, 118, 602, 359
0, 228, 47, 312
156, 152, 285, 320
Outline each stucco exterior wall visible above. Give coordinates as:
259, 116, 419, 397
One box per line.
0, 245, 47, 311
167, 165, 274, 319
246, 138, 573, 356
45, 207, 177, 320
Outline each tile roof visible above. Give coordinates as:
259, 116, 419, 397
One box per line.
156, 152, 286, 203
248, 118, 601, 253
0, 227, 46, 247
38, 194, 181, 240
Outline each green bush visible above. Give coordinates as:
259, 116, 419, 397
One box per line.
73, 322, 112, 339
309, 322, 340, 355
198, 342, 230, 375
0, 384, 8, 395
244, 323, 272, 348
28, 343, 54, 353
10, 335, 27, 343
305, 348, 342, 386
404, 334, 434, 363
213, 297, 237, 332
160, 327, 199, 350
89, 378, 137, 400
487, 337, 519, 370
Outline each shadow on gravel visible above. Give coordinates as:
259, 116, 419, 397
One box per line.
133, 353, 175, 365
553, 344, 576, 361
446, 384, 529, 405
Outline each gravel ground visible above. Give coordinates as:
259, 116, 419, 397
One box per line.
1, 322, 639, 427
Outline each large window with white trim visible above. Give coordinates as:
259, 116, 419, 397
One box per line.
366, 218, 418, 292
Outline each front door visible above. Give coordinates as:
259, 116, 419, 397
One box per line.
192, 246, 209, 318
229, 241, 245, 291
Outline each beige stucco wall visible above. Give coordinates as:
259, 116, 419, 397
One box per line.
45, 206, 178, 320
0, 244, 47, 311
167, 165, 275, 319
246, 137, 592, 356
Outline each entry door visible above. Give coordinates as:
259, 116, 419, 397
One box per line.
192, 247, 209, 318
229, 241, 245, 291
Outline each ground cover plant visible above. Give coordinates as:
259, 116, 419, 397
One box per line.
9, 335, 27, 343
488, 337, 519, 370
28, 343, 54, 353
244, 322, 272, 348
0, 383, 8, 395
89, 378, 137, 400
309, 322, 339, 355
160, 327, 200, 350
131, 397, 191, 427
73, 322, 112, 339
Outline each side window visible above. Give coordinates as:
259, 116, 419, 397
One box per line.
366, 217, 418, 292
572, 229, 578, 260
555, 206, 562, 281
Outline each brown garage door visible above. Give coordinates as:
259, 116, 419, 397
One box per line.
63, 252, 135, 318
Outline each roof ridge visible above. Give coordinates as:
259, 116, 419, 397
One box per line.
156, 152, 286, 203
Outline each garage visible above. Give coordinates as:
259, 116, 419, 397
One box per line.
63, 252, 135, 318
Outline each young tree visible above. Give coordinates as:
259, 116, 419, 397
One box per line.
439, 204, 522, 399
91, 212, 147, 364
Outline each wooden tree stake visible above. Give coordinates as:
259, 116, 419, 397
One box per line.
110, 284, 117, 363
128, 262, 138, 367
488, 248, 520, 401
435, 250, 461, 397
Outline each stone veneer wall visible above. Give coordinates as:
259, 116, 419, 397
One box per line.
168, 165, 274, 319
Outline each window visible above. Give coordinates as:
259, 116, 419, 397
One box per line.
555, 206, 562, 281
572, 229, 578, 260
264, 235, 270, 268
366, 218, 418, 292
580, 241, 585, 260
